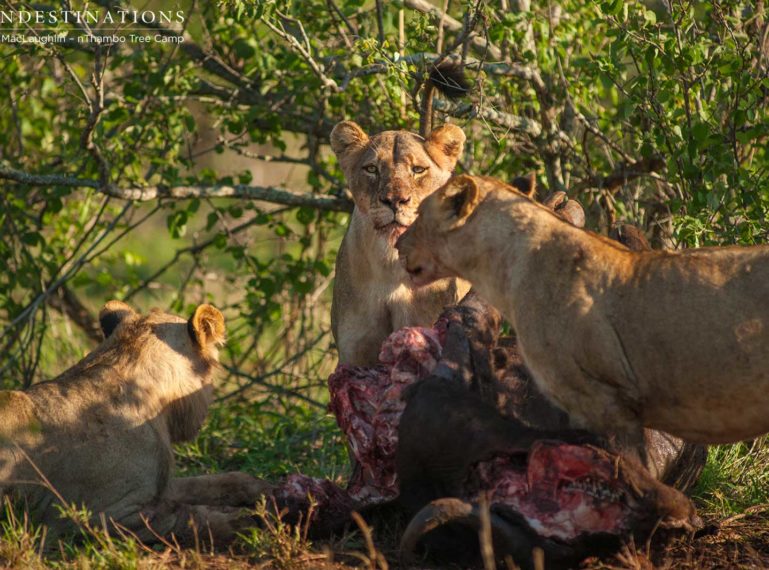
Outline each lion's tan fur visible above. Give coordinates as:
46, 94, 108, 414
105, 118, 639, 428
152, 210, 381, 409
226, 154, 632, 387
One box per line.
397, 174, 769, 447
0, 302, 270, 546
330, 120, 470, 365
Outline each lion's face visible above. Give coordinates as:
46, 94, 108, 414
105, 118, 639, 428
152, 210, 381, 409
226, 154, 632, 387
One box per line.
396, 175, 589, 287
97, 301, 227, 441
396, 175, 486, 286
331, 121, 465, 245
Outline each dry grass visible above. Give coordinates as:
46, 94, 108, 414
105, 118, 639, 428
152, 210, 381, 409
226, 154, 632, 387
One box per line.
6, 503, 769, 569
4, 406, 769, 569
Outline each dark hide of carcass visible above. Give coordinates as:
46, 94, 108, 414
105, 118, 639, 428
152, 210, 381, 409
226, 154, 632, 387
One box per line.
396, 291, 706, 569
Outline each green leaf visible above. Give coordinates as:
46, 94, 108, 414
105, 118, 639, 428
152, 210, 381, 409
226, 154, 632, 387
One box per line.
233, 38, 256, 59
167, 210, 188, 239
21, 232, 40, 246
296, 207, 315, 226
206, 212, 219, 231
691, 122, 710, 147
643, 9, 657, 25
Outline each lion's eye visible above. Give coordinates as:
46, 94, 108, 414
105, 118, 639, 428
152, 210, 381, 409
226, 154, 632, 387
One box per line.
363, 165, 378, 175
412, 166, 427, 174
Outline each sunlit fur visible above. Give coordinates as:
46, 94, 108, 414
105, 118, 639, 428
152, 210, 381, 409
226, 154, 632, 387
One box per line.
330, 121, 470, 365
0, 302, 270, 546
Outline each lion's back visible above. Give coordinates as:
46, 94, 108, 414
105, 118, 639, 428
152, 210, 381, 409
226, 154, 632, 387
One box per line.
0, 390, 40, 444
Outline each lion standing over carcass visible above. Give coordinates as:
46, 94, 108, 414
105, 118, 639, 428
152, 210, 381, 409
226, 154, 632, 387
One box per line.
396, 174, 769, 450
0, 301, 270, 546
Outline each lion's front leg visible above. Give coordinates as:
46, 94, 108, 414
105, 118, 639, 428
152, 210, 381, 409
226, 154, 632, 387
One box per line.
124, 499, 252, 547
164, 472, 272, 508
334, 306, 392, 366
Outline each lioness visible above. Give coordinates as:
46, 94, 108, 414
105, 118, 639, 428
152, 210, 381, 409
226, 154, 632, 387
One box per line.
0, 301, 270, 545
396, 174, 769, 449
330, 120, 470, 365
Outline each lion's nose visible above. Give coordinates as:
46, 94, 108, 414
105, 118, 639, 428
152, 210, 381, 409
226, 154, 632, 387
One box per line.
381, 194, 411, 212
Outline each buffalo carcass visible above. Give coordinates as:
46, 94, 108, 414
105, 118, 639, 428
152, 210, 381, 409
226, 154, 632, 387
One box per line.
277, 209, 705, 567
322, 289, 704, 566
396, 290, 706, 568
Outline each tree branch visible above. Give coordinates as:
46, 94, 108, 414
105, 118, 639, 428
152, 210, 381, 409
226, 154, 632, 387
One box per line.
342, 52, 543, 90
47, 286, 103, 344
432, 98, 543, 137
404, 0, 502, 59
571, 157, 666, 194
0, 163, 353, 212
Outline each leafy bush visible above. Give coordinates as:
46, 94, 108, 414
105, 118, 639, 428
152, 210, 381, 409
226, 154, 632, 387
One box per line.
1, 0, 768, 562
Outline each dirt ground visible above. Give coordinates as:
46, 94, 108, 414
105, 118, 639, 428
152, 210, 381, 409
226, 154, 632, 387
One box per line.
341, 507, 769, 569
641, 508, 769, 569
258, 507, 769, 569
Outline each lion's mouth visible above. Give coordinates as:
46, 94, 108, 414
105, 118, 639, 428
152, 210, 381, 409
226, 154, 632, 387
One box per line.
377, 222, 409, 241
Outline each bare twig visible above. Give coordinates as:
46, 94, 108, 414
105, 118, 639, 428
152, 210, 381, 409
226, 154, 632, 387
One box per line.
436, 0, 450, 53
375, 0, 386, 45
326, 0, 358, 37
262, 11, 339, 91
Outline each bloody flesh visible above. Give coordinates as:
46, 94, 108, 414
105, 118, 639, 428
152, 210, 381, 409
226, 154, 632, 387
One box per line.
328, 325, 442, 504
270, 302, 700, 546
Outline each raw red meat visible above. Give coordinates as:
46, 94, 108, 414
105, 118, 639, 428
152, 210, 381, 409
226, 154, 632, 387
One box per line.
266, 325, 444, 532
328, 326, 442, 504
269, 474, 355, 536
473, 444, 631, 540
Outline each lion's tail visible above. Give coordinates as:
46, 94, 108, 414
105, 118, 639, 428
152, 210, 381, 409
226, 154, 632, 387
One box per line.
420, 60, 470, 138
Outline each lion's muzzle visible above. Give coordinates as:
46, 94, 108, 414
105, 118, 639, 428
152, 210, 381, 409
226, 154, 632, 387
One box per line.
395, 231, 433, 286
394, 230, 412, 263
380, 192, 411, 212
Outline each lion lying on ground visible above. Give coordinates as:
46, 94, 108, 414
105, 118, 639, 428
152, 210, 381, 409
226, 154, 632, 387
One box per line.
330, 120, 470, 365
396, 174, 769, 450
0, 301, 270, 546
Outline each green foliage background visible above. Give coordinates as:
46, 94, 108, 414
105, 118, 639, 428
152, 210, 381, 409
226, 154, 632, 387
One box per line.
1, 0, 769, 549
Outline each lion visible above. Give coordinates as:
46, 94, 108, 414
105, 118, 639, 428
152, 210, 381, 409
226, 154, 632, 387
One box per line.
396, 174, 769, 451
0, 301, 270, 546
330, 120, 471, 365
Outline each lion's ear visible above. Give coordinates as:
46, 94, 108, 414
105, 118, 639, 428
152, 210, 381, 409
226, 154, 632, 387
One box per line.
330, 121, 369, 159
425, 123, 465, 170
189, 304, 226, 351
99, 300, 136, 339
557, 200, 586, 228
610, 223, 651, 251
442, 175, 480, 229
544, 191, 586, 228
511, 173, 537, 198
